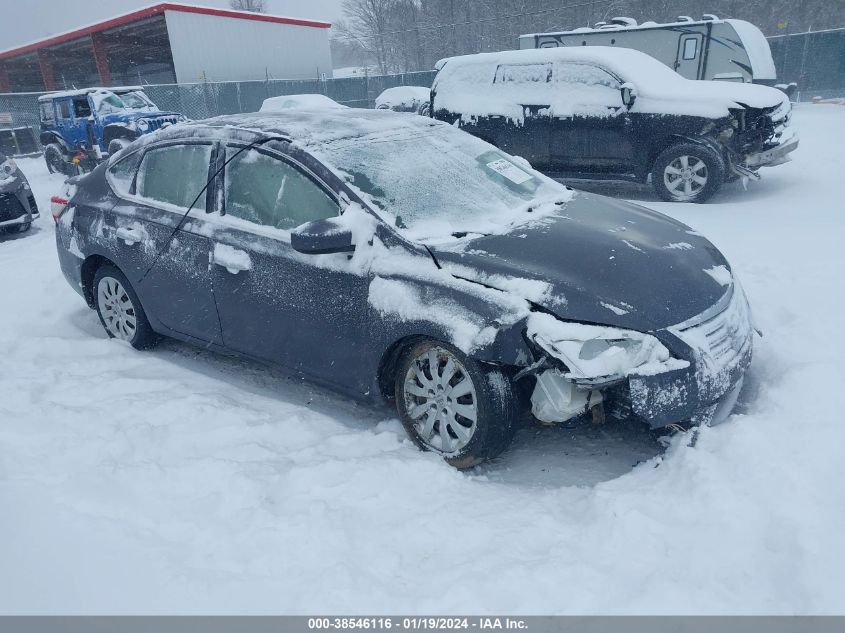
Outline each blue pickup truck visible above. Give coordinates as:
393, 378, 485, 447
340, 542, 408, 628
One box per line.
38, 87, 186, 175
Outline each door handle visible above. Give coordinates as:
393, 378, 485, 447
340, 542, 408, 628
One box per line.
115, 226, 145, 245
211, 243, 252, 274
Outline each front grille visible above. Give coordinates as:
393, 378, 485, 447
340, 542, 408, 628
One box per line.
147, 116, 180, 131
0, 192, 26, 223
670, 285, 753, 371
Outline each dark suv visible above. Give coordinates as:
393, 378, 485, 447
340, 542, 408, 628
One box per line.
432, 47, 798, 202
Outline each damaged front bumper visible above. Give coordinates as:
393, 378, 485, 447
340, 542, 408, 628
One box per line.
528, 283, 754, 429
0, 182, 39, 228
742, 130, 800, 169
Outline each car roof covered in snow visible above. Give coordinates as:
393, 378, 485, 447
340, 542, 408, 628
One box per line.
134, 108, 444, 147
38, 86, 144, 101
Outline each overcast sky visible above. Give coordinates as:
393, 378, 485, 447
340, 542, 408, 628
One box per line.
0, 0, 344, 51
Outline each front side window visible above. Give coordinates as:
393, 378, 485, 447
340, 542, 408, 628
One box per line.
136, 144, 212, 211
224, 147, 338, 231
73, 98, 91, 118
554, 63, 620, 89
494, 63, 552, 84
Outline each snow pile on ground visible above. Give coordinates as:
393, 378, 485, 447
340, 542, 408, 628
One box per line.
1, 105, 844, 614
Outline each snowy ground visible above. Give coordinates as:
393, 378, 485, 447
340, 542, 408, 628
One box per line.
1, 105, 844, 614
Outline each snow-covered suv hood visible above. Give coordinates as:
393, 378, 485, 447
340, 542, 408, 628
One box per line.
634, 80, 790, 119
432, 191, 733, 332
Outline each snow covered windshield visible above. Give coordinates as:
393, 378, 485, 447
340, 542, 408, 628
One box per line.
317, 124, 569, 240
94, 90, 155, 113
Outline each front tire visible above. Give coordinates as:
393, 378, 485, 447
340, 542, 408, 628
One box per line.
395, 340, 518, 468
652, 142, 724, 203
93, 265, 158, 350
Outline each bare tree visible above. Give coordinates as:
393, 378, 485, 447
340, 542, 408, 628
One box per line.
230, 0, 267, 13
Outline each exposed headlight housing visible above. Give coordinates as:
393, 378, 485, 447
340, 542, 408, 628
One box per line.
136, 118, 150, 131
527, 312, 688, 383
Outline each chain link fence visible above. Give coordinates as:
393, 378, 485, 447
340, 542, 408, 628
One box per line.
0, 70, 437, 154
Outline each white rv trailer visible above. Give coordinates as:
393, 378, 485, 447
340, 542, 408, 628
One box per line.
519, 15, 777, 85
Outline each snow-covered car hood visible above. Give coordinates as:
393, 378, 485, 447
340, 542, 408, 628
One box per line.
431, 191, 733, 332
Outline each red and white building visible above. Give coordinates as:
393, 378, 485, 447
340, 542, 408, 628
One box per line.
0, 3, 332, 93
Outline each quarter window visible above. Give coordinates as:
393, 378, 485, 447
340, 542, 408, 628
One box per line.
136, 144, 213, 211
224, 148, 338, 231
106, 152, 142, 196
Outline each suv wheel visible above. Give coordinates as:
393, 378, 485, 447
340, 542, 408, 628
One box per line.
652, 142, 724, 203
395, 340, 518, 468
93, 265, 158, 350
44, 143, 67, 175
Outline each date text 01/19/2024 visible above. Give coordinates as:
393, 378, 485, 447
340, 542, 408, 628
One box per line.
307, 618, 529, 630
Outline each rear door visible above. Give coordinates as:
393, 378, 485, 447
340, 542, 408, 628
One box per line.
208, 143, 372, 386
548, 62, 633, 175
112, 140, 223, 345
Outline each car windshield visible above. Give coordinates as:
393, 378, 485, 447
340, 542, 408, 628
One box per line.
95, 90, 154, 113
317, 123, 569, 241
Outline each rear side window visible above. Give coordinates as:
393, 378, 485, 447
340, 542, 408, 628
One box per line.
494, 63, 552, 84
136, 144, 213, 211
224, 147, 338, 231
58, 100, 71, 119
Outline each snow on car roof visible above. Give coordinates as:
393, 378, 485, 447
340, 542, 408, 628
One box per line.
37, 86, 144, 101
435, 46, 681, 87
259, 94, 347, 112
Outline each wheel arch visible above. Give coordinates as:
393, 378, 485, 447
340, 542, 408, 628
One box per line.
80, 254, 117, 309
103, 124, 138, 146
647, 134, 726, 176
40, 132, 68, 153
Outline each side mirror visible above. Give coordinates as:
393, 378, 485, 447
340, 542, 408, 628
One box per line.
290, 217, 355, 255
621, 82, 638, 108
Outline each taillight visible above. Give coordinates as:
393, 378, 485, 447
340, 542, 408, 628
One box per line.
51, 196, 69, 224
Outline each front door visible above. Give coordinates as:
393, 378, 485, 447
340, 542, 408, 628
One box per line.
549, 62, 633, 175
209, 144, 372, 389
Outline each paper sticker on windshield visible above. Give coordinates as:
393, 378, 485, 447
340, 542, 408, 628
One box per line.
486, 158, 532, 185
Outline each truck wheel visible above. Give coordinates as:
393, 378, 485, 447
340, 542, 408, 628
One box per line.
395, 340, 518, 469
44, 144, 67, 175
108, 138, 131, 157
652, 143, 724, 203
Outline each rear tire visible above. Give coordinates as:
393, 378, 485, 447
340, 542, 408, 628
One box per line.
394, 340, 518, 468
93, 265, 158, 350
44, 143, 67, 175
652, 142, 724, 203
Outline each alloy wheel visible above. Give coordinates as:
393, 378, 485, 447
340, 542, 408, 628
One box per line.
664, 155, 708, 200
97, 276, 137, 341
402, 346, 478, 455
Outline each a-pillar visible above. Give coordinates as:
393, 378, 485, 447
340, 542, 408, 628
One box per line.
0, 63, 10, 93
37, 50, 56, 91
91, 33, 111, 86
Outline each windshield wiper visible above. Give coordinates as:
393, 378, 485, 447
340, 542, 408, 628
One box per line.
451, 230, 492, 238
